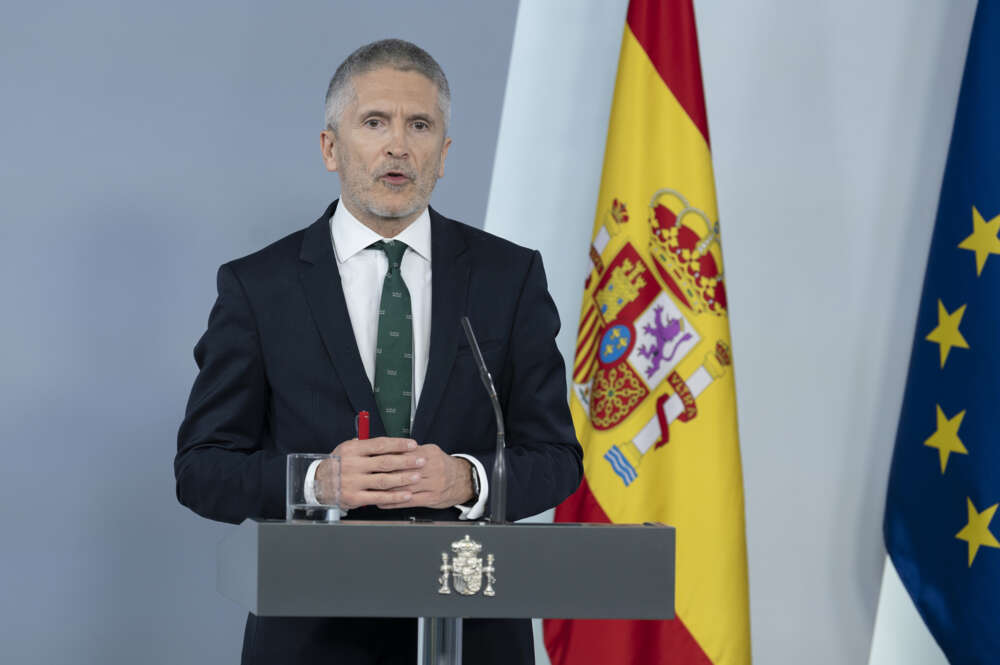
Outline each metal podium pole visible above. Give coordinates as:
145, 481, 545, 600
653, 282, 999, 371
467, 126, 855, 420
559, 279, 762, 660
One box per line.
421, 616, 462, 665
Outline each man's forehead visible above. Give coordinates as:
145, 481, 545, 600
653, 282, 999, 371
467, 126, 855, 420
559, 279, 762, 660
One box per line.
351, 67, 439, 98
344, 69, 444, 125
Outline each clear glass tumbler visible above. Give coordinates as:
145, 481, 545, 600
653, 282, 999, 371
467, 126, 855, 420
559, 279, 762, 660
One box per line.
286, 453, 341, 522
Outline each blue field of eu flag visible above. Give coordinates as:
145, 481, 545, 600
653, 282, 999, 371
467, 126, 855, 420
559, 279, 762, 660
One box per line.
884, 3, 1000, 663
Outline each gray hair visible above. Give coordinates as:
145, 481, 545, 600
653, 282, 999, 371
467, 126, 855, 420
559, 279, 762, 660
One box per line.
324, 39, 451, 133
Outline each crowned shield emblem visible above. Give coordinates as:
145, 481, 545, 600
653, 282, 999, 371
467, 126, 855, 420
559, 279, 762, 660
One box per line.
437, 535, 496, 597
573, 188, 734, 487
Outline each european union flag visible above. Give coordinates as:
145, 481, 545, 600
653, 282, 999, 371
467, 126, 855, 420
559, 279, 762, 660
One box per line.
884, 3, 1000, 663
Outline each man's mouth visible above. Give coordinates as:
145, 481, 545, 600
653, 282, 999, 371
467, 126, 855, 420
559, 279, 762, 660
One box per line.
379, 171, 412, 186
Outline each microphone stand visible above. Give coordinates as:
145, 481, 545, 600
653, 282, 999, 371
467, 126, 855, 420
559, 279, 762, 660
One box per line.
422, 318, 505, 665
460, 316, 506, 524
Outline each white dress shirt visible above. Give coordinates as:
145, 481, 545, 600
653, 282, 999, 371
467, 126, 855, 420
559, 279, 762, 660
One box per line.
305, 202, 488, 519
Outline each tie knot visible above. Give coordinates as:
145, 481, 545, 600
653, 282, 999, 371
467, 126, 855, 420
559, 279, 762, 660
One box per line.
370, 240, 408, 268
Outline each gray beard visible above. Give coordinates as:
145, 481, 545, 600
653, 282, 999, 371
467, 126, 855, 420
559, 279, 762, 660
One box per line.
363, 194, 425, 221
337, 151, 438, 225
341, 173, 436, 225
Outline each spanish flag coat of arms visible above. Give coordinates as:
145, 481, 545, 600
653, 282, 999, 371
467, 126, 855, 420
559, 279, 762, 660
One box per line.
545, 1, 751, 663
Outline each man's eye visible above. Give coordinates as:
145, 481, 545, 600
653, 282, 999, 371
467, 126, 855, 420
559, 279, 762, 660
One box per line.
413, 121, 429, 131
364, 118, 382, 128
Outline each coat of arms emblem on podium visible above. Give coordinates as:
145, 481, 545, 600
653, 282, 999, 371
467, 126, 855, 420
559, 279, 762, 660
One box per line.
437, 535, 496, 597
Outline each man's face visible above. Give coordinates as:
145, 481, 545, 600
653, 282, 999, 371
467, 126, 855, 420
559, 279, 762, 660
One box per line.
321, 67, 451, 229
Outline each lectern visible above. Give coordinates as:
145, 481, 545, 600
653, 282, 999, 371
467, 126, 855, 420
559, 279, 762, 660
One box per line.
218, 520, 675, 664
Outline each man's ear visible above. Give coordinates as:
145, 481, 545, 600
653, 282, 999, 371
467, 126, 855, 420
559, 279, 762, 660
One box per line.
438, 136, 452, 178
320, 130, 339, 172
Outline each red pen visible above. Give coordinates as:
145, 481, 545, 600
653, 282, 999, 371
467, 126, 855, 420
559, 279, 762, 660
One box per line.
355, 410, 370, 440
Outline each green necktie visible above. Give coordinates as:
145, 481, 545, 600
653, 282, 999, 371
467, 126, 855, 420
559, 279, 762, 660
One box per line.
370, 240, 413, 437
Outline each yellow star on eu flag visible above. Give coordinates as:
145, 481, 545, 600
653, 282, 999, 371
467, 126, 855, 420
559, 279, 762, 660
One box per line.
923, 405, 968, 473
925, 300, 969, 368
955, 497, 1000, 566
958, 206, 1000, 276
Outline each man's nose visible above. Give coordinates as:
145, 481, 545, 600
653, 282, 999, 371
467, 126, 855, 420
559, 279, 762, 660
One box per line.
385, 124, 409, 159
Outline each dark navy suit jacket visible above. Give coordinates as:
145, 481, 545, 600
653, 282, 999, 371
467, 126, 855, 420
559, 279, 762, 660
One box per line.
175, 201, 582, 664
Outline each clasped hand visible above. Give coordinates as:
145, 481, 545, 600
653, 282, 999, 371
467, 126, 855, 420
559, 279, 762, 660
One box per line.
314, 437, 473, 511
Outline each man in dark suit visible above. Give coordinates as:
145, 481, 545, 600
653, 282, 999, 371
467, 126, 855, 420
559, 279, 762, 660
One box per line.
175, 39, 582, 664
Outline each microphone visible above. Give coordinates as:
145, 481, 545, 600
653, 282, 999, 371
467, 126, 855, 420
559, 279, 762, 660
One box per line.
460, 316, 506, 523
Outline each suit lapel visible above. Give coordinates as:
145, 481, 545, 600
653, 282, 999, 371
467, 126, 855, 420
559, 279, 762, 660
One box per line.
411, 209, 470, 443
298, 202, 380, 427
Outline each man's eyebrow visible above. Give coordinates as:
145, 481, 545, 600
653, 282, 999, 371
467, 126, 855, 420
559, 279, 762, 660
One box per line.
357, 108, 391, 120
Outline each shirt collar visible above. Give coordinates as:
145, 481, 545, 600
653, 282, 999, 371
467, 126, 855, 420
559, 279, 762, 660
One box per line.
330, 201, 432, 264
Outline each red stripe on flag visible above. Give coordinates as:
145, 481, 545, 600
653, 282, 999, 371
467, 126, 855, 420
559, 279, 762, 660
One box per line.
576, 306, 594, 338
553, 473, 611, 523
544, 614, 714, 665
575, 307, 598, 356
574, 336, 599, 379
573, 315, 601, 378
547, 479, 714, 665
626, 0, 711, 146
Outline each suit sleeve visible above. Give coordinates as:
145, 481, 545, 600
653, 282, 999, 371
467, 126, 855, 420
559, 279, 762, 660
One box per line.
472, 250, 583, 521
174, 264, 286, 524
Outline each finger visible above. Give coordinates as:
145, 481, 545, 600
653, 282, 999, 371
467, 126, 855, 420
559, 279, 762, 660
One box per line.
364, 453, 427, 473
375, 500, 412, 510
375, 492, 429, 510
334, 437, 416, 458
340, 454, 417, 478
358, 437, 418, 456
378, 489, 462, 510
386, 477, 436, 494
414, 443, 442, 455
363, 471, 424, 491
378, 487, 442, 509
345, 490, 413, 508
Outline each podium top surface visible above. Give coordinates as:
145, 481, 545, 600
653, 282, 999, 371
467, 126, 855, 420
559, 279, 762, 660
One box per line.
218, 519, 674, 619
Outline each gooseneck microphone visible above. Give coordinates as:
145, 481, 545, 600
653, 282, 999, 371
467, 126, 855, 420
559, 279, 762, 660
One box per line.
460, 316, 506, 523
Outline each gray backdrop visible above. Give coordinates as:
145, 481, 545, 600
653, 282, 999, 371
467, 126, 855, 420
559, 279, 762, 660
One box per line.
0, 2, 516, 663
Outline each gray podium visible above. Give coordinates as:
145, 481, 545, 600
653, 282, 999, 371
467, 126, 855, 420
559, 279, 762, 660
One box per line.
218, 519, 675, 664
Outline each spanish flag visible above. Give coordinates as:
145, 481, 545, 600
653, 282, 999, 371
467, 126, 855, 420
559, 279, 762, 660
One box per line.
544, 2, 751, 664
